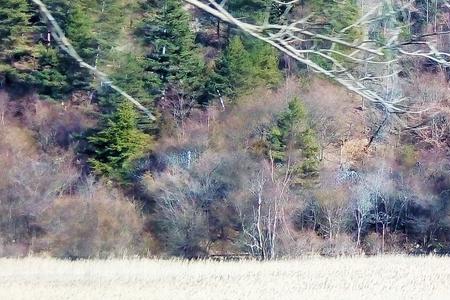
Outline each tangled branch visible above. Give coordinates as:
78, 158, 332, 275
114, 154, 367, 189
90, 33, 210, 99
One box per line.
186, 0, 450, 113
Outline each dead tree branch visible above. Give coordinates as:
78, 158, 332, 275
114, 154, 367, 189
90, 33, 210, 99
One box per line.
185, 0, 450, 113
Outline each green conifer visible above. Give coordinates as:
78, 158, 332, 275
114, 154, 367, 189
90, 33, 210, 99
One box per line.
88, 101, 151, 180
138, 0, 206, 100
0, 0, 31, 56
210, 36, 281, 99
269, 98, 319, 177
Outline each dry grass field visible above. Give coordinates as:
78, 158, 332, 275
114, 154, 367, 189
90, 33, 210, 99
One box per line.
0, 256, 449, 300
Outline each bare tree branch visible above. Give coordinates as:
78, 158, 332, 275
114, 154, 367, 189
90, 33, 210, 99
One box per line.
30, 0, 156, 120
31, 0, 450, 118
186, 0, 450, 114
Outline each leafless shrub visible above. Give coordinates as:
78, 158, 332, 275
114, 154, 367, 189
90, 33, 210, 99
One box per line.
313, 187, 349, 241
159, 86, 197, 137
320, 233, 359, 256
406, 73, 449, 105
34, 179, 145, 258
280, 230, 325, 257
24, 100, 96, 151
0, 145, 79, 255
142, 167, 210, 258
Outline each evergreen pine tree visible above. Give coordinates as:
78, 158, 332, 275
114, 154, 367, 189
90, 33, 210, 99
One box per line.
210, 36, 281, 99
31, 45, 68, 96
0, 0, 36, 90
98, 52, 159, 133
249, 40, 282, 87
226, 0, 271, 24
46, 0, 97, 93
88, 101, 151, 179
82, 0, 126, 49
210, 36, 254, 98
0, 0, 31, 56
269, 98, 319, 177
138, 0, 206, 101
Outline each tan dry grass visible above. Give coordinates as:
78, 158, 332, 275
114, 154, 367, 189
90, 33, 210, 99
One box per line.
0, 256, 449, 300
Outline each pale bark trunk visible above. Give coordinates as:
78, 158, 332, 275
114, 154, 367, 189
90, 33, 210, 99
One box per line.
256, 191, 265, 260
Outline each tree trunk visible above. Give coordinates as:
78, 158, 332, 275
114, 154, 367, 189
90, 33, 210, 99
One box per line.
328, 216, 333, 241
217, 20, 221, 47
256, 191, 265, 260
270, 203, 278, 259
357, 224, 362, 248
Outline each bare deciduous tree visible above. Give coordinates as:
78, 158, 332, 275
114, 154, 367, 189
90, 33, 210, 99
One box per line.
160, 86, 197, 137
314, 188, 349, 242
186, 0, 450, 113
0, 91, 7, 126
0, 143, 79, 255
143, 167, 210, 258
31, 0, 450, 117
235, 158, 295, 260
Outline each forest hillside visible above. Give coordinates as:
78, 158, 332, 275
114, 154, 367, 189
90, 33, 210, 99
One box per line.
1, 0, 450, 259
